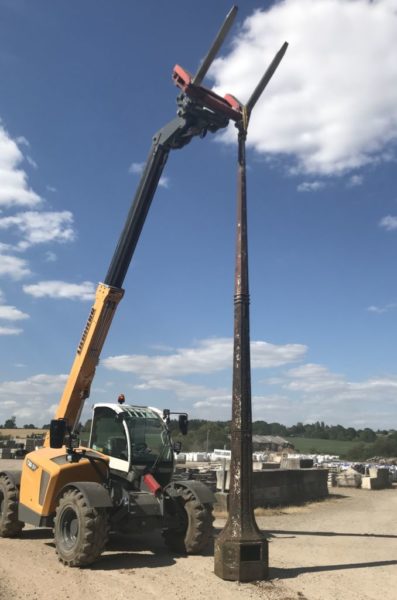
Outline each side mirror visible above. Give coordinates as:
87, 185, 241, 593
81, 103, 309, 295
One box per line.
178, 414, 188, 436
49, 418, 67, 449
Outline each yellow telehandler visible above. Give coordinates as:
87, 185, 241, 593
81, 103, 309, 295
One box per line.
0, 7, 243, 567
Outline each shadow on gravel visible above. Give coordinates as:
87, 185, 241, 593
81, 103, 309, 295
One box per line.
266, 529, 397, 539
270, 559, 397, 579
93, 530, 218, 569
42, 530, 216, 569
91, 550, 177, 570
43, 533, 179, 570
21, 528, 53, 540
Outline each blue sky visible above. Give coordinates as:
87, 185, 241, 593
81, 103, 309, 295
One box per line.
1, 0, 397, 429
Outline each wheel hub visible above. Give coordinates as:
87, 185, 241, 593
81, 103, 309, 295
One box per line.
60, 507, 79, 549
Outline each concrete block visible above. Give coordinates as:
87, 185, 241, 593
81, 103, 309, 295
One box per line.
336, 469, 362, 488
215, 468, 328, 507
362, 469, 391, 490
362, 476, 375, 489
369, 468, 390, 487
280, 457, 314, 469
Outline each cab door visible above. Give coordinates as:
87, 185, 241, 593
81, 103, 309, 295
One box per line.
89, 406, 130, 473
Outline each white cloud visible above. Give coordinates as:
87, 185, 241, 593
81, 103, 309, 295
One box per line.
379, 215, 397, 231
46, 185, 57, 193
284, 363, 346, 393
297, 181, 325, 192
211, 0, 397, 175
0, 290, 29, 334
0, 251, 31, 279
158, 175, 170, 189
44, 251, 57, 262
135, 377, 232, 413
23, 280, 96, 301
129, 161, 169, 188
0, 124, 42, 207
251, 340, 307, 368
136, 377, 228, 401
266, 362, 397, 426
103, 337, 307, 377
0, 304, 29, 321
0, 373, 67, 425
0, 326, 23, 336
347, 174, 364, 187
16, 136, 29, 147
367, 303, 397, 314
129, 161, 144, 174
25, 155, 38, 169
0, 210, 75, 249
0, 373, 67, 395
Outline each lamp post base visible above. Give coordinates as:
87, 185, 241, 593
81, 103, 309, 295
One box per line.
214, 536, 269, 582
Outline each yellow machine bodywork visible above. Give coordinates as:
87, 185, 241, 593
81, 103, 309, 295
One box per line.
19, 447, 109, 520
45, 282, 124, 442
16, 282, 123, 528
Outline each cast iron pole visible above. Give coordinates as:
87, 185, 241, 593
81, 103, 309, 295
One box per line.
214, 40, 288, 582
214, 121, 268, 582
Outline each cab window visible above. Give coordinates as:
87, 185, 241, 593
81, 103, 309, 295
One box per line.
90, 407, 128, 461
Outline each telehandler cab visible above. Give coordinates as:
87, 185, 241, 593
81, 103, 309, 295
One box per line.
0, 7, 242, 567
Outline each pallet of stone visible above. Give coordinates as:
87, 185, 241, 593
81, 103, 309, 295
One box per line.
361, 467, 391, 490
336, 468, 362, 488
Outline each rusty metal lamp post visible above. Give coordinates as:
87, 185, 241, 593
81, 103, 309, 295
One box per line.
214, 41, 288, 582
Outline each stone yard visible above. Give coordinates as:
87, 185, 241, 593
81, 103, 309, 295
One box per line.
1, 459, 396, 600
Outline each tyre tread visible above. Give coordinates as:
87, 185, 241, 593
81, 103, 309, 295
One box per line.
163, 485, 214, 554
54, 488, 109, 567
0, 474, 24, 538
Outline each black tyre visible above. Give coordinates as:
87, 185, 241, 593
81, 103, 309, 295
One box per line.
163, 488, 214, 554
0, 474, 24, 537
53, 488, 109, 567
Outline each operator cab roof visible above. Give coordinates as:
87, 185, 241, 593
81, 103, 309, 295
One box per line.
92, 403, 165, 420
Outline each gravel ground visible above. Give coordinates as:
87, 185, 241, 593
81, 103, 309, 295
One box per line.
1, 459, 396, 600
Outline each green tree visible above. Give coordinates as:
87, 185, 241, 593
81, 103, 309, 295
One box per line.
252, 421, 271, 435
4, 416, 17, 429
358, 428, 376, 443
346, 442, 370, 461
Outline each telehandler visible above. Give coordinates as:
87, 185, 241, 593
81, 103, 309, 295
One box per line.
0, 7, 244, 567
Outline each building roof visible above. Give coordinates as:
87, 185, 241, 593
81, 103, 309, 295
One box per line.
252, 435, 292, 445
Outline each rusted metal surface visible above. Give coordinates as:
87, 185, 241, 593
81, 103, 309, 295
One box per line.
214, 124, 268, 582
214, 39, 288, 582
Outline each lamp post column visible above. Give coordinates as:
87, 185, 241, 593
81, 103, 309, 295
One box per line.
214, 122, 268, 582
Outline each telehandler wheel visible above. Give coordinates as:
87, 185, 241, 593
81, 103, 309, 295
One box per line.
163, 488, 214, 554
53, 488, 109, 567
0, 474, 24, 537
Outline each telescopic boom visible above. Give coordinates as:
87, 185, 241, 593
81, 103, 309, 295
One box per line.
52, 7, 242, 433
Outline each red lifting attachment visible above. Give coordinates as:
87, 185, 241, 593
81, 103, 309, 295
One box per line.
172, 5, 243, 123
172, 65, 242, 122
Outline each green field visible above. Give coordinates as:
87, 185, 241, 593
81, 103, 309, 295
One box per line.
286, 436, 358, 456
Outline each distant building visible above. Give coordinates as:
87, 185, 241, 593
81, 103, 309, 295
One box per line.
252, 435, 294, 452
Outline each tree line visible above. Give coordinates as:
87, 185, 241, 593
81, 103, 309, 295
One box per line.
0, 416, 38, 430
168, 419, 396, 457
1, 416, 397, 459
